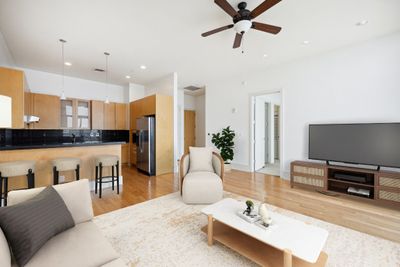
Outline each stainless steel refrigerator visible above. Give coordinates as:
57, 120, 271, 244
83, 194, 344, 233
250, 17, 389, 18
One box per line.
136, 116, 155, 175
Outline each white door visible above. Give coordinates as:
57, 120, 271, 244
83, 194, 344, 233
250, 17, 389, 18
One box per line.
254, 97, 265, 170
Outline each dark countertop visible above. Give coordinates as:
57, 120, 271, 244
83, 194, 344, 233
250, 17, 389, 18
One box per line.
0, 141, 127, 151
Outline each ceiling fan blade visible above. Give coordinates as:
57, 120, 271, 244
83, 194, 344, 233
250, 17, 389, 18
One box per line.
214, 0, 238, 18
233, 33, 243, 49
250, 0, 282, 19
252, 22, 282, 34
201, 24, 234, 37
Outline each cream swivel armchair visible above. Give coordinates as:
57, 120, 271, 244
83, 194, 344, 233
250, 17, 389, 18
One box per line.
180, 147, 224, 204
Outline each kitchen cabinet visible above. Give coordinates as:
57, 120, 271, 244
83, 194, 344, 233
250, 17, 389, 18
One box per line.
0, 67, 25, 128
60, 98, 91, 129
33, 93, 61, 129
116, 103, 128, 130
104, 102, 116, 130
91, 100, 104, 129
121, 143, 129, 164
129, 94, 173, 175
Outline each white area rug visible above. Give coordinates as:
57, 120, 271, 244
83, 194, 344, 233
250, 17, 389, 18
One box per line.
93, 192, 400, 267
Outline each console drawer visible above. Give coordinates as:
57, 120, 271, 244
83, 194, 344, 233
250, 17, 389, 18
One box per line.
293, 175, 324, 188
293, 165, 325, 177
378, 190, 400, 203
379, 176, 400, 189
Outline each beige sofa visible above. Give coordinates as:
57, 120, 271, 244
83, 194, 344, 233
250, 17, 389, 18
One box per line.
0, 179, 126, 267
180, 151, 224, 204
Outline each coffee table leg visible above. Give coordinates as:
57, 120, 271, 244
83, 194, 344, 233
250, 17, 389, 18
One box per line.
207, 214, 213, 246
284, 249, 292, 267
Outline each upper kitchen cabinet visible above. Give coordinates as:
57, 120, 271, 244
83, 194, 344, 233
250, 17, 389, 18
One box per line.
32, 93, 61, 129
76, 100, 90, 129
129, 95, 155, 130
0, 67, 25, 128
104, 102, 116, 129
91, 100, 104, 129
115, 103, 128, 130
60, 98, 91, 129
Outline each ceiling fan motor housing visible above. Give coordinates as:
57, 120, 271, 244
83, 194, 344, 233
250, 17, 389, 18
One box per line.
233, 2, 252, 34
234, 20, 252, 34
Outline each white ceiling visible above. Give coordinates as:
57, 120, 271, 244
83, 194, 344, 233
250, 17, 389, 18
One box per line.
0, 0, 399, 88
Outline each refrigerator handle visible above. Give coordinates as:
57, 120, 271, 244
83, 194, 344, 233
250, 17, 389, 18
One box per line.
139, 130, 143, 153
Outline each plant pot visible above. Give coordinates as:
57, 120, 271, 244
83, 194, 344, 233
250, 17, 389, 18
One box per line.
224, 163, 232, 172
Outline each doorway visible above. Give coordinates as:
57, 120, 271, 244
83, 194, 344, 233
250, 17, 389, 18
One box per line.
184, 110, 196, 153
252, 92, 281, 176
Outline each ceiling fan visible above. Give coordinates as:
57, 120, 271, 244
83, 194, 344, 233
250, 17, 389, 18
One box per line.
201, 0, 282, 49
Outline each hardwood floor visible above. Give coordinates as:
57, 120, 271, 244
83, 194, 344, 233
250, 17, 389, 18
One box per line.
92, 166, 400, 243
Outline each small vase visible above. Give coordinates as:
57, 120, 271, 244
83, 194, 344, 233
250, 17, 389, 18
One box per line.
224, 163, 232, 172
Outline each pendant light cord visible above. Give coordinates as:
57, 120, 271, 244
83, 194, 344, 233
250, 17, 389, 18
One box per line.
104, 52, 110, 103
59, 39, 66, 98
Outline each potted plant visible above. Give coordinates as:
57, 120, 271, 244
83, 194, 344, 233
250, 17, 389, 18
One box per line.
211, 126, 235, 172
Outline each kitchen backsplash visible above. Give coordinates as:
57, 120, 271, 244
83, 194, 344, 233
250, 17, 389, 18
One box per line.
0, 129, 129, 147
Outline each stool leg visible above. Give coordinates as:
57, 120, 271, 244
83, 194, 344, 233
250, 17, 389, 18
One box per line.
95, 166, 98, 194
111, 165, 115, 191
28, 169, 35, 188
76, 164, 80, 181
116, 161, 120, 194
99, 163, 103, 198
53, 166, 59, 185
0, 174, 3, 207
4, 177, 8, 207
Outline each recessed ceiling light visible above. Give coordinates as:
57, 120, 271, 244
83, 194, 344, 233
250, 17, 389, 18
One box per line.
356, 20, 368, 26
125, 75, 131, 79
263, 54, 268, 58
64, 62, 72, 66
140, 65, 147, 70
302, 40, 310, 45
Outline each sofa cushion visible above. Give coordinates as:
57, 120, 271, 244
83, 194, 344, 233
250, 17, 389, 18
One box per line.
8, 179, 94, 224
0, 228, 11, 267
101, 258, 127, 267
182, 171, 223, 204
189, 147, 214, 173
25, 221, 120, 267
0, 186, 75, 267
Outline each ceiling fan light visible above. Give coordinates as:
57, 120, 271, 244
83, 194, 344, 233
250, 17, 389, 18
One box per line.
234, 20, 252, 34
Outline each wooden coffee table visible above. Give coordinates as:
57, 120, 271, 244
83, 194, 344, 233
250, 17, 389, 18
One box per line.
201, 198, 328, 267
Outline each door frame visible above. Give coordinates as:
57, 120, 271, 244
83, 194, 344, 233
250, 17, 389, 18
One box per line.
249, 89, 284, 175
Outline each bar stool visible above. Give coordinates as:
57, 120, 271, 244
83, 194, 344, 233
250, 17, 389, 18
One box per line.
0, 160, 35, 207
94, 155, 119, 198
52, 157, 81, 185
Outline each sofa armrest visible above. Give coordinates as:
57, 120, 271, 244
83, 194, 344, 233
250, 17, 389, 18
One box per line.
0, 228, 11, 267
212, 152, 224, 180
179, 153, 190, 195
8, 179, 94, 224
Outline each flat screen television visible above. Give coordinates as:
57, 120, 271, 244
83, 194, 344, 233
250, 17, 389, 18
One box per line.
309, 123, 400, 168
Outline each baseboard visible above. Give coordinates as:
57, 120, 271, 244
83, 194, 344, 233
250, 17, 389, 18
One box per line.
231, 163, 251, 172
88, 176, 124, 191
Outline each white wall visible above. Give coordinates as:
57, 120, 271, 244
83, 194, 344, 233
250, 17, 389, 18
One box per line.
129, 82, 145, 102
145, 74, 176, 97
184, 94, 196, 110
206, 31, 400, 178
0, 31, 15, 67
23, 68, 128, 103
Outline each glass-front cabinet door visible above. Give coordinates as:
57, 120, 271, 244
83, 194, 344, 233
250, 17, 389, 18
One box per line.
61, 99, 74, 128
77, 100, 90, 129
60, 99, 91, 129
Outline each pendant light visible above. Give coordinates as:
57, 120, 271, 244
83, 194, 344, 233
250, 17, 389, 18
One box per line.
104, 52, 110, 104
59, 39, 67, 100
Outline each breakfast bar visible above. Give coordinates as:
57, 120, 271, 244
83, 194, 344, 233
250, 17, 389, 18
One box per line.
0, 129, 129, 191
